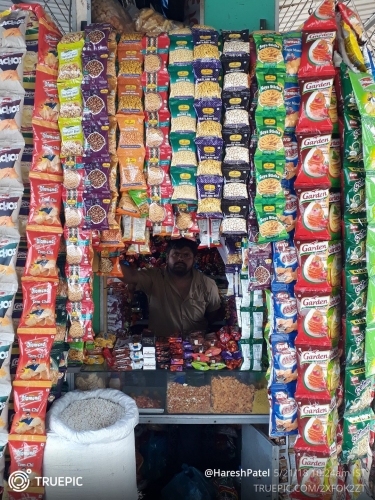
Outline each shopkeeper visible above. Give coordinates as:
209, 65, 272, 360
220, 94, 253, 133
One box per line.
121, 238, 224, 336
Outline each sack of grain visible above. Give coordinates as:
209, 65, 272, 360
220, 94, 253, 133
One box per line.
44, 389, 138, 500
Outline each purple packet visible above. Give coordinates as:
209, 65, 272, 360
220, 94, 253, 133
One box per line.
82, 52, 108, 89
192, 28, 219, 47
183, 342, 192, 349
195, 136, 224, 162
221, 55, 250, 74
197, 175, 223, 218
83, 196, 110, 231
192, 59, 221, 82
83, 161, 110, 193
82, 86, 108, 121
184, 362, 193, 369
222, 165, 249, 184
83, 120, 109, 158
194, 98, 222, 122
248, 251, 272, 291
84, 24, 111, 53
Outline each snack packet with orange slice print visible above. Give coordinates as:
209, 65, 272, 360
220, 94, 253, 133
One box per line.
296, 77, 333, 135
299, 31, 336, 79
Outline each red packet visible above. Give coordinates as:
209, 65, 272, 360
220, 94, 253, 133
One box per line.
294, 240, 342, 290
295, 287, 341, 348
8, 488, 45, 500
295, 134, 332, 188
16, 332, 54, 381
295, 187, 341, 240
291, 447, 338, 500
18, 281, 58, 334
295, 396, 338, 454
298, 32, 336, 79
24, 231, 61, 280
8, 435, 46, 487
296, 78, 333, 135
302, 0, 337, 32
295, 344, 340, 399
11, 381, 51, 435
27, 177, 63, 233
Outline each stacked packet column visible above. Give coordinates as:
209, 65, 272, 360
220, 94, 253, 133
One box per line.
11, 5, 63, 496
142, 32, 172, 246
346, 69, 375, 475
116, 33, 148, 259
291, 1, 342, 497
168, 27, 200, 241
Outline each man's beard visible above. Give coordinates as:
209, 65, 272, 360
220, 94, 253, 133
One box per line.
169, 262, 190, 276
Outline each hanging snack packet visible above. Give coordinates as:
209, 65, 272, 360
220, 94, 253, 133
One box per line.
57, 78, 82, 119
329, 87, 338, 135
16, 331, 54, 380
57, 33, 84, 81
272, 283, 297, 334
0, 186, 23, 230
31, 123, 61, 178
366, 173, 375, 224
328, 137, 341, 188
222, 89, 251, 112
296, 77, 333, 134
67, 300, 94, 342
27, 177, 62, 232
0, 331, 13, 384
269, 382, 298, 437
294, 239, 341, 289
59, 117, 84, 157
253, 32, 285, 71
349, 71, 375, 117
280, 187, 297, 235
0, 383, 10, 432
295, 344, 340, 398
302, 0, 337, 32
343, 216, 367, 267
18, 281, 57, 334
0, 48, 25, 94
282, 134, 298, 188
117, 33, 142, 62
11, 380, 51, 434
366, 278, 375, 328
171, 167, 197, 204
299, 31, 336, 79
0, 282, 17, 332
8, 435, 47, 487
256, 71, 285, 117
362, 116, 375, 172
341, 21, 366, 73
255, 114, 285, 159
221, 200, 248, 236
0, 141, 23, 186
24, 231, 60, 279
341, 409, 374, 464
254, 198, 288, 243
196, 176, 223, 218
172, 205, 199, 239
344, 315, 366, 368
0, 232, 19, 282
168, 29, 193, 65
32, 72, 59, 125
0, 90, 24, 141
271, 334, 297, 384
284, 81, 301, 133
170, 133, 197, 168
295, 134, 331, 188
118, 149, 146, 192
337, 3, 365, 45
283, 32, 302, 78
254, 157, 284, 199
0, 10, 27, 49
82, 52, 107, 89
169, 65, 195, 99
295, 287, 341, 348
272, 239, 298, 285
344, 365, 373, 415
170, 98, 196, 133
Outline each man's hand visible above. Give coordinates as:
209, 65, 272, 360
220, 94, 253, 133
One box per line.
120, 262, 140, 285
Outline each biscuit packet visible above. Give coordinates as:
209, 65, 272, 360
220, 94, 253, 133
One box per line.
295, 287, 341, 348
272, 283, 297, 335
16, 332, 54, 380
18, 280, 57, 334
24, 231, 60, 280
11, 380, 51, 435
270, 333, 298, 384
272, 239, 298, 285
295, 134, 331, 188
282, 32, 302, 79
253, 32, 285, 72
269, 382, 298, 437
294, 396, 337, 454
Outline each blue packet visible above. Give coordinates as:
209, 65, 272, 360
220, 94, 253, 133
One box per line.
271, 333, 298, 385
284, 80, 300, 134
272, 239, 298, 285
269, 382, 298, 437
282, 134, 298, 190
271, 282, 297, 335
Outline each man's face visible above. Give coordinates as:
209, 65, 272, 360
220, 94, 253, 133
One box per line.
167, 247, 194, 276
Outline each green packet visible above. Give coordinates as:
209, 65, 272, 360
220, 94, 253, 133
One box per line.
255, 114, 285, 159
129, 189, 149, 218
170, 166, 197, 204
343, 165, 366, 216
343, 112, 363, 167
67, 341, 84, 366
57, 79, 83, 118
169, 32, 193, 53
343, 216, 367, 267
170, 98, 196, 133
349, 71, 375, 118
255, 70, 286, 117
254, 157, 285, 199
344, 266, 368, 319
254, 198, 288, 243
170, 132, 197, 168
57, 37, 85, 81
253, 31, 285, 72
362, 115, 375, 172
344, 315, 366, 369
239, 339, 264, 371
365, 173, 375, 224
169, 65, 195, 99
365, 277, 375, 329
365, 225, 375, 277
58, 117, 84, 158
365, 326, 375, 377
342, 408, 374, 464
344, 365, 373, 414
340, 62, 359, 114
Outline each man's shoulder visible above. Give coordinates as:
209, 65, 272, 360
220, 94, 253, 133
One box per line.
138, 267, 165, 278
194, 270, 217, 290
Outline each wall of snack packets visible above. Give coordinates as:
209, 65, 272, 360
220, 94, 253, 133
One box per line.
0, 0, 373, 496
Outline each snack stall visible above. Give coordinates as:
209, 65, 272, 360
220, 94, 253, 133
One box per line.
0, 0, 374, 499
